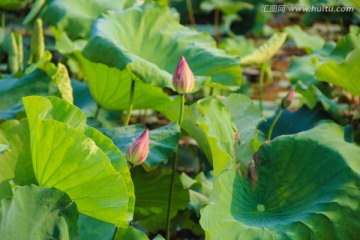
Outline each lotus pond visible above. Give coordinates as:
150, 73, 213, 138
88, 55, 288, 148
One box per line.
0, 0, 360, 239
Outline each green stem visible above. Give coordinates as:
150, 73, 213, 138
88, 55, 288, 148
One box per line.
179, 94, 185, 125
166, 94, 185, 240
94, 104, 100, 120
186, 0, 196, 29
259, 64, 266, 112
124, 79, 135, 126
267, 108, 283, 141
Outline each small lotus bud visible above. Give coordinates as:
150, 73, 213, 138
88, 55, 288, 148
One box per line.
126, 129, 149, 165
172, 56, 195, 94
280, 89, 295, 109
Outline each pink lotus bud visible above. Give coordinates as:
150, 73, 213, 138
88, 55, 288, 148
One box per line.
172, 56, 195, 94
126, 129, 149, 165
280, 89, 295, 109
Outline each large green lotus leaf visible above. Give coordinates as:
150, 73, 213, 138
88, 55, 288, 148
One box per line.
40, 0, 130, 39
80, 56, 175, 111
0, 69, 56, 120
165, 97, 237, 176
0, 119, 36, 185
316, 48, 360, 96
200, 123, 360, 239
22, 96, 134, 226
54, 32, 176, 112
259, 104, 333, 140
222, 94, 264, 165
285, 25, 325, 53
0, 185, 78, 239
132, 167, 189, 233
101, 123, 180, 167
240, 33, 287, 65
82, 4, 242, 90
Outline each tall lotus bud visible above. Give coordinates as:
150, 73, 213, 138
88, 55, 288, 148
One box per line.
280, 89, 295, 109
172, 56, 195, 94
126, 129, 149, 166
29, 18, 44, 64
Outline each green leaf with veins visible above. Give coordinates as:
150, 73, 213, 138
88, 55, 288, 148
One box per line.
240, 33, 287, 65
132, 167, 189, 233
201, 123, 360, 239
222, 94, 265, 165
0, 185, 78, 239
22, 96, 134, 226
101, 123, 180, 167
82, 3, 242, 91
316, 48, 360, 96
79, 55, 175, 111
0, 119, 36, 185
55, 32, 176, 112
165, 97, 237, 176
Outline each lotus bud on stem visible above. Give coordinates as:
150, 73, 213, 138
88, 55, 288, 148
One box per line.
126, 129, 149, 166
166, 56, 195, 240
29, 18, 44, 64
267, 89, 295, 141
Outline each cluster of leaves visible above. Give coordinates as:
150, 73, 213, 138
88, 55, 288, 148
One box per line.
0, 0, 360, 239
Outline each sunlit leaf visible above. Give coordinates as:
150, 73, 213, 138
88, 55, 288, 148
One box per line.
22, 96, 134, 226
0, 120, 36, 185
83, 3, 242, 90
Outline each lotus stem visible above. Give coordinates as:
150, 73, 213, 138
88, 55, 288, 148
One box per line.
94, 104, 101, 120
259, 63, 266, 112
267, 108, 283, 141
124, 79, 135, 126
186, 0, 196, 29
166, 93, 185, 240
179, 94, 185, 125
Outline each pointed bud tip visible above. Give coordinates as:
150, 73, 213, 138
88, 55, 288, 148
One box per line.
281, 89, 295, 109
172, 55, 195, 94
126, 128, 150, 166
